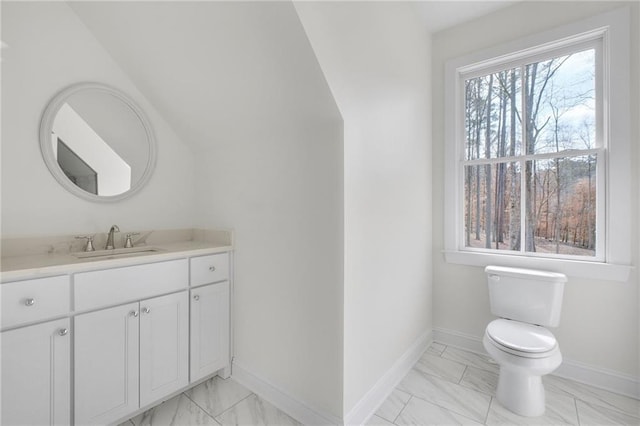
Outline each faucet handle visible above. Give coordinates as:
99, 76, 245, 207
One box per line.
124, 233, 140, 248
75, 235, 95, 252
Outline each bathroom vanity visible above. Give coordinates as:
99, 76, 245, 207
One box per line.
1, 229, 233, 426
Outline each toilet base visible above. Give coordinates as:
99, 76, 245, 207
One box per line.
483, 332, 562, 418
496, 368, 546, 417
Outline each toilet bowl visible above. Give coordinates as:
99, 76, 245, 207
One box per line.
483, 318, 562, 417
484, 266, 566, 417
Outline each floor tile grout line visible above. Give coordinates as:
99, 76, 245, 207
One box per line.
547, 382, 640, 419
212, 392, 257, 422
439, 345, 501, 375
573, 396, 581, 426
574, 397, 640, 422
546, 376, 640, 412
441, 355, 499, 376
169, 394, 220, 426
181, 389, 222, 423
393, 344, 640, 425
438, 343, 447, 357
391, 394, 412, 424
455, 370, 497, 399
458, 365, 468, 385
406, 391, 491, 425
404, 352, 494, 424
181, 378, 258, 422
414, 356, 473, 387
484, 396, 493, 425
411, 362, 497, 400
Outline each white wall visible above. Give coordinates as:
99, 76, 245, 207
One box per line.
189, 4, 345, 417
432, 1, 639, 380
67, 2, 346, 419
195, 123, 344, 419
295, 2, 432, 417
14, 1, 345, 419
1, 2, 196, 237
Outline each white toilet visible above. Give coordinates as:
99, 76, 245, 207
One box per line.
483, 265, 567, 417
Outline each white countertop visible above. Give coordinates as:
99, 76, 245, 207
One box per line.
1, 229, 233, 282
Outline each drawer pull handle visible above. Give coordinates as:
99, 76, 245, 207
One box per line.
209, 266, 216, 272
193, 295, 200, 301
24, 298, 35, 307
58, 328, 69, 336
142, 307, 151, 314
130, 310, 139, 317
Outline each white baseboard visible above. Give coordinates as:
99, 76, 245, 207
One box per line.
232, 330, 432, 426
231, 360, 342, 425
554, 359, 640, 400
433, 326, 485, 353
343, 329, 432, 426
433, 326, 640, 399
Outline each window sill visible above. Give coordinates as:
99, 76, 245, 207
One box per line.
443, 250, 633, 282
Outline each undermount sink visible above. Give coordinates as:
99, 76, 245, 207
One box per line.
73, 246, 164, 259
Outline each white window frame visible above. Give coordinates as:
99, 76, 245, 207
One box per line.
443, 8, 632, 282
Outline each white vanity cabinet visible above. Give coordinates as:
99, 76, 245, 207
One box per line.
189, 253, 230, 382
1, 275, 72, 426
74, 260, 190, 426
74, 302, 140, 425
139, 291, 189, 406
1, 318, 71, 426
74, 292, 189, 425
190, 281, 230, 382
1, 247, 232, 426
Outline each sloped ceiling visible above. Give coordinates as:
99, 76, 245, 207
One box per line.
69, 1, 340, 151
417, 1, 521, 34
69, 1, 517, 153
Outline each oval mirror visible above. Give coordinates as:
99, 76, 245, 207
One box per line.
40, 83, 156, 202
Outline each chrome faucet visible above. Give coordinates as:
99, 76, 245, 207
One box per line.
105, 225, 120, 250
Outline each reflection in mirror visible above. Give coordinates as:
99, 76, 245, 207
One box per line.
57, 139, 98, 194
40, 83, 156, 202
52, 103, 131, 195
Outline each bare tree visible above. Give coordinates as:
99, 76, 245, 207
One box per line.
484, 74, 494, 248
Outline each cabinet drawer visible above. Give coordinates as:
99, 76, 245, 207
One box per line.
1, 276, 70, 329
190, 253, 229, 286
75, 259, 188, 311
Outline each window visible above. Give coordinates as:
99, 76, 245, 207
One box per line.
463, 42, 602, 260
444, 8, 631, 281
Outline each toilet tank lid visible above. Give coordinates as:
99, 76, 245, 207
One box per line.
485, 266, 567, 283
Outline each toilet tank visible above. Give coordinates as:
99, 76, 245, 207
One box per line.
486, 266, 567, 327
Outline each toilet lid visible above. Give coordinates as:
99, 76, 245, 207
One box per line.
487, 319, 557, 353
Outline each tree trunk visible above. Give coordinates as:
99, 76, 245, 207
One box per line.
495, 71, 508, 247
508, 69, 520, 250
484, 74, 493, 248
475, 80, 482, 241
524, 63, 537, 252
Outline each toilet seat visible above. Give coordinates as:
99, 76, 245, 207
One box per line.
486, 319, 557, 358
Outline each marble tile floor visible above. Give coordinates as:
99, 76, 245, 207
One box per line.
119, 343, 639, 425
370, 343, 640, 426
118, 375, 301, 426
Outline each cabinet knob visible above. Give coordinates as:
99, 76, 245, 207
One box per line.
209, 266, 216, 272
193, 295, 200, 301
58, 328, 69, 336
130, 310, 139, 317
142, 307, 151, 314
24, 298, 35, 306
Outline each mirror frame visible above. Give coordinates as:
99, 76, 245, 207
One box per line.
39, 82, 157, 203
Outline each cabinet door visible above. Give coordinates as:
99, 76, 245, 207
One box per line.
139, 291, 189, 407
190, 281, 230, 382
75, 302, 139, 425
1, 318, 71, 426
